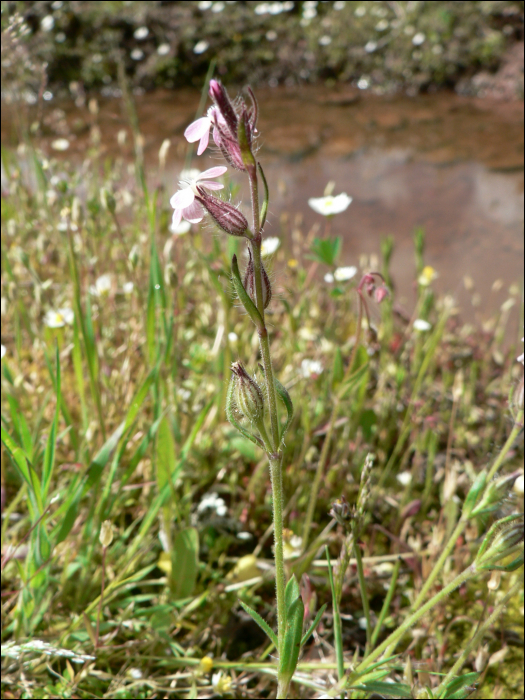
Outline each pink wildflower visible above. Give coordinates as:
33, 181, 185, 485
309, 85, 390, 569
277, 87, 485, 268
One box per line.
170, 166, 227, 228
184, 107, 217, 156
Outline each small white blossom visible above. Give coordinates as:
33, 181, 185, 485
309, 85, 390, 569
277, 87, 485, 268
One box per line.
128, 668, 143, 679
413, 319, 431, 332
261, 237, 280, 256
324, 273, 335, 284
130, 48, 144, 60
177, 388, 191, 402
198, 493, 227, 517
212, 671, 232, 695
122, 282, 134, 295
319, 35, 332, 46
51, 138, 70, 151
90, 274, 112, 297
300, 359, 323, 378
157, 43, 170, 56
211, 1, 225, 12
396, 471, 412, 486
365, 40, 378, 53
44, 308, 74, 328
412, 32, 426, 46
308, 193, 352, 216
334, 266, 357, 282
228, 332, 238, 343
41, 15, 55, 31
134, 26, 149, 40
199, 0, 213, 8
193, 40, 209, 54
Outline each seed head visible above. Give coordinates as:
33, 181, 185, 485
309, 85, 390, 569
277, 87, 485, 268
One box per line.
231, 362, 265, 424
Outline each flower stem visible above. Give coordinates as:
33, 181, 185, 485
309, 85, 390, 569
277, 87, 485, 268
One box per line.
246, 160, 287, 678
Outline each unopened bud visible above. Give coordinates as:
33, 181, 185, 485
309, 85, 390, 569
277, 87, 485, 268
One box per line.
476, 515, 524, 571
99, 520, 114, 548
243, 248, 272, 309
195, 189, 249, 237
329, 495, 353, 529
128, 244, 139, 270
374, 285, 388, 304
209, 79, 238, 139
231, 362, 265, 424
164, 262, 178, 288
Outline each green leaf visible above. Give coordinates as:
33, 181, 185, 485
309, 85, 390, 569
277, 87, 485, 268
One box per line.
284, 574, 301, 613
437, 672, 479, 699
331, 347, 344, 390
338, 362, 369, 400
156, 416, 177, 492
308, 237, 341, 267
351, 681, 412, 698
41, 347, 60, 501
231, 254, 263, 330
53, 422, 125, 544
239, 601, 278, 647
300, 603, 327, 647
279, 595, 304, 686
171, 527, 199, 599
1, 425, 42, 516
258, 162, 269, 231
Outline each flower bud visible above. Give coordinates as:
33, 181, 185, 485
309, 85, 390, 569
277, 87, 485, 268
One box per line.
329, 495, 353, 530
231, 362, 265, 424
212, 125, 245, 171
195, 189, 249, 237
99, 520, 114, 548
243, 248, 272, 309
476, 515, 524, 571
209, 79, 238, 139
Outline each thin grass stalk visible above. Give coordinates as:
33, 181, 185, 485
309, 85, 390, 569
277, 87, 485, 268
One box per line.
435, 572, 524, 697
352, 536, 372, 651
412, 410, 523, 610
370, 557, 401, 649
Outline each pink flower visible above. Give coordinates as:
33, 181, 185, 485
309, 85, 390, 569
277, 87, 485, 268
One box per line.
170, 166, 227, 229
184, 107, 216, 156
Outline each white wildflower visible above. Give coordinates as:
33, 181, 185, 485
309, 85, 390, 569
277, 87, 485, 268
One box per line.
197, 493, 227, 517
396, 471, 412, 486
44, 308, 74, 328
134, 26, 149, 40
51, 138, 70, 151
193, 40, 209, 54
308, 193, 352, 216
261, 237, 280, 256
300, 359, 323, 378
89, 274, 112, 297
413, 319, 431, 332
334, 266, 357, 282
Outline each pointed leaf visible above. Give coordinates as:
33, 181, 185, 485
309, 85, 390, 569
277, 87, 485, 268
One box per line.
279, 596, 304, 685
240, 601, 278, 647
231, 254, 263, 330
301, 603, 327, 647
285, 574, 301, 613
171, 527, 199, 599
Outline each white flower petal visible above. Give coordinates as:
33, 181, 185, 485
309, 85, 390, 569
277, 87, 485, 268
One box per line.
170, 188, 195, 209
